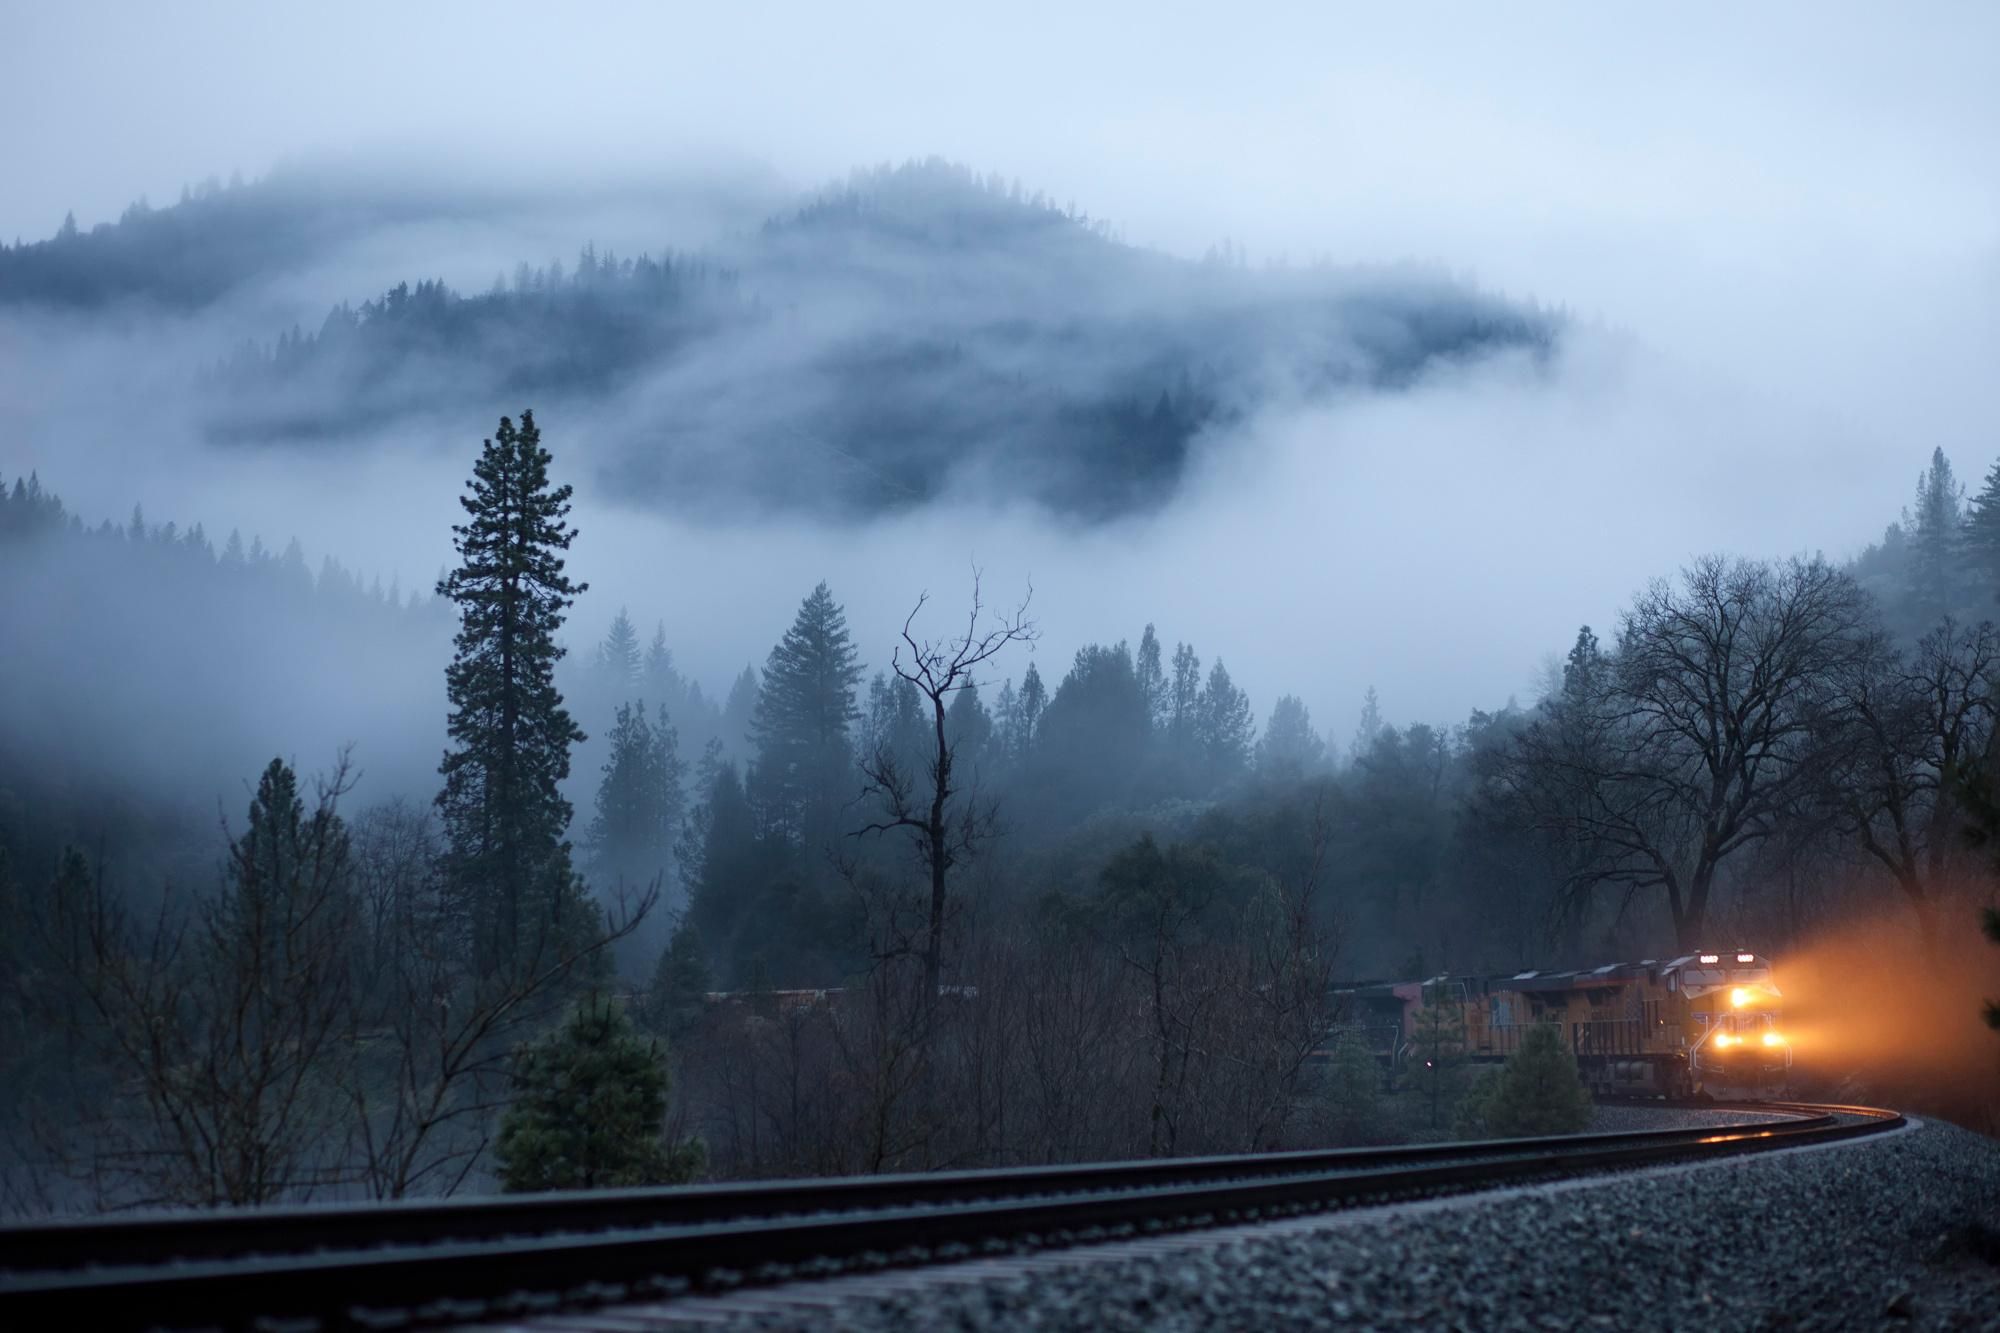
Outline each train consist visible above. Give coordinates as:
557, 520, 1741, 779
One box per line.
1333, 951, 1790, 1098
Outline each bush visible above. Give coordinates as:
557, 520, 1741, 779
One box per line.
1457, 1024, 1592, 1138
1322, 1030, 1383, 1145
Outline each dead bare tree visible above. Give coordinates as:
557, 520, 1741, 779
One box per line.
855, 572, 1036, 1004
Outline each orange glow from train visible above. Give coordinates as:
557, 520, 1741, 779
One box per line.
1730, 987, 1752, 1008
1774, 898, 2000, 1134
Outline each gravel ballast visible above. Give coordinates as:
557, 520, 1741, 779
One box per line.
520, 1115, 2000, 1332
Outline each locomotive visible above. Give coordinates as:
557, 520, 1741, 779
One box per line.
1330, 951, 1790, 1098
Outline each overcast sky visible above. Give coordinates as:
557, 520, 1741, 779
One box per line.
7, 0, 1999, 738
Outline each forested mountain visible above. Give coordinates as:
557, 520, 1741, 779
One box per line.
6, 160, 1558, 518
0, 162, 780, 312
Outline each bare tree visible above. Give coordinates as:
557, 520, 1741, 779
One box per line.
1828, 618, 1997, 954
855, 573, 1036, 1003
1504, 556, 1877, 949
341, 852, 655, 1199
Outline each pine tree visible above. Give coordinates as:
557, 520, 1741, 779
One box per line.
641, 922, 713, 1040
1349, 687, 1384, 764
1196, 658, 1254, 783
1963, 457, 2000, 595
749, 583, 863, 853
494, 996, 701, 1191
592, 608, 641, 703
992, 678, 1022, 766
1321, 1030, 1381, 1146
945, 680, 993, 775
1463, 1023, 1592, 1137
1016, 661, 1047, 756
1908, 447, 1965, 620
1135, 624, 1166, 732
588, 702, 684, 897
435, 411, 592, 975
682, 757, 765, 973
1255, 695, 1325, 780
722, 664, 759, 756
1168, 643, 1202, 765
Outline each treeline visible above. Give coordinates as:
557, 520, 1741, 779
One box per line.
0, 472, 450, 890
8, 419, 1999, 1211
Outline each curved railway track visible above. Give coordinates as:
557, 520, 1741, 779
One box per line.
0, 1101, 1903, 1331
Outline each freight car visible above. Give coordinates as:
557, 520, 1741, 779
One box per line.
1331, 951, 1790, 1098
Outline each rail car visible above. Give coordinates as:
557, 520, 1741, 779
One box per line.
1329, 951, 1790, 1098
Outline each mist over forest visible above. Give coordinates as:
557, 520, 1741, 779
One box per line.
1, 1, 1996, 1218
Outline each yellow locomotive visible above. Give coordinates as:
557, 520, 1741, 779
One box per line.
1333, 950, 1790, 1098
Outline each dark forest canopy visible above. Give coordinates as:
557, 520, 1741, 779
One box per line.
2, 159, 1559, 519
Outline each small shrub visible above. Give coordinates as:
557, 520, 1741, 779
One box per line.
1457, 1024, 1592, 1138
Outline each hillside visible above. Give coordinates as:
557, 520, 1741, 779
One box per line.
5, 160, 1560, 519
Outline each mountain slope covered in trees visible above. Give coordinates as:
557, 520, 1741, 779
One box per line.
4, 160, 1560, 519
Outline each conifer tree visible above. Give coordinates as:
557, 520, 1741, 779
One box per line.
588, 702, 684, 898
642, 922, 713, 1040
1167, 643, 1202, 763
748, 582, 863, 853
1135, 623, 1166, 731
722, 664, 759, 755
1462, 1023, 1592, 1137
1255, 695, 1326, 780
592, 608, 641, 703
494, 996, 700, 1191
1908, 447, 1965, 620
1349, 687, 1385, 764
1197, 658, 1254, 782
1016, 660, 1047, 756
1321, 1030, 1381, 1146
1963, 457, 2000, 594
435, 411, 592, 975
682, 757, 765, 972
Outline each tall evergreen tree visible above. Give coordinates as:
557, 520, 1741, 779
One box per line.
1908, 447, 1964, 620
1963, 457, 2000, 595
435, 411, 591, 974
1016, 660, 1047, 756
1196, 658, 1254, 783
992, 678, 1022, 766
1255, 695, 1325, 780
722, 664, 759, 756
1350, 686, 1385, 764
945, 680, 994, 775
592, 608, 641, 701
1135, 623, 1167, 732
588, 702, 685, 898
749, 583, 863, 853
1168, 642, 1202, 763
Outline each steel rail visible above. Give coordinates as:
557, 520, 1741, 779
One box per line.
0, 1106, 1825, 1273
0, 1103, 1901, 1332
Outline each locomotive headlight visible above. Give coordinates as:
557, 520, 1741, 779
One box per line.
1711, 1033, 1734, 1049
1762, 1032, 1785, 1048
1730, 987, 1752, 1008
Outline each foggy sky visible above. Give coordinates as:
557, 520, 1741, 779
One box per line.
6, 0, 1999, 754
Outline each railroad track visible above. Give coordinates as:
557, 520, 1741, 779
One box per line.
0, 1102, 1903, 1331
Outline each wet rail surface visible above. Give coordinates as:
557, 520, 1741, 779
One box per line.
0, 1102, 1903, 1331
